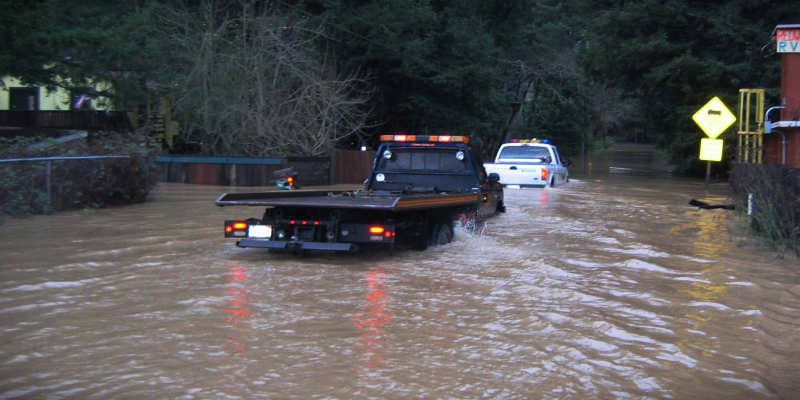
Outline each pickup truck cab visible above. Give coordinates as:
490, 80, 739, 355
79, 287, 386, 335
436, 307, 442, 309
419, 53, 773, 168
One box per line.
216, 134, 504, 253
483, 139, 570, 188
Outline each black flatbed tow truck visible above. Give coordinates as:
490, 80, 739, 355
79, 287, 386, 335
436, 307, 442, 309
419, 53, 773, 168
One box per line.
215, 134, 504, 253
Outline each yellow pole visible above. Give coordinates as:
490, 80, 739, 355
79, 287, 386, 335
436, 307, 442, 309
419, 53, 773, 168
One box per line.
738, 133, 742, 162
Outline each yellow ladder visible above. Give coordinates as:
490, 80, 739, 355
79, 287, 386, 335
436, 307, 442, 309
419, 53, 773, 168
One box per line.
737, 89, 765, 163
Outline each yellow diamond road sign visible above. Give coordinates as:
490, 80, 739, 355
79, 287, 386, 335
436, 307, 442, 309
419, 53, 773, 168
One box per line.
692, 97, 736, 139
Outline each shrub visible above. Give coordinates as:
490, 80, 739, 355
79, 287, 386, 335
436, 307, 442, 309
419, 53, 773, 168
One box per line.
0, 132, 159, 218
729, 164, 800, 257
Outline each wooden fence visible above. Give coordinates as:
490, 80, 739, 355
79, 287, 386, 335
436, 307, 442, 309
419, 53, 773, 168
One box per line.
335, 150, 375, 184
0, 110, 129, 131
154, 150, 375, 186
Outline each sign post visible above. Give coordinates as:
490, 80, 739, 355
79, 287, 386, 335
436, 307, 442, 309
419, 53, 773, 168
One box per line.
692, 97, 736, 190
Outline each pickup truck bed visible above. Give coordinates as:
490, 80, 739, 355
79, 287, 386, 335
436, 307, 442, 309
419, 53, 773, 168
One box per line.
484, 140, 570, 188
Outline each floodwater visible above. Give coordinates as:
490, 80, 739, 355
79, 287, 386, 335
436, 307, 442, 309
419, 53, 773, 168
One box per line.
1, 146, 798, 399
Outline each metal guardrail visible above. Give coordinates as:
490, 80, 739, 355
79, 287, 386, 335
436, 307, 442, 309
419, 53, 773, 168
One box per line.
0, 155, 130, 208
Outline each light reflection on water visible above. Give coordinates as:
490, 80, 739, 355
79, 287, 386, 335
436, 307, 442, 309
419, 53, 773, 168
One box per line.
0, 147, 798, 398
223, 262, 252, 360
353, 267, 392, 385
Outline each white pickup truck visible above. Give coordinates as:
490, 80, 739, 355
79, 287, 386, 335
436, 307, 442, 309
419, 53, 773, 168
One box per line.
483, 140, 570, 188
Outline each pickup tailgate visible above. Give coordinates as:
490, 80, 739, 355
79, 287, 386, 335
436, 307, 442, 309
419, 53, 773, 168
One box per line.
484, 163, 547, 186
215, 190, 480, 211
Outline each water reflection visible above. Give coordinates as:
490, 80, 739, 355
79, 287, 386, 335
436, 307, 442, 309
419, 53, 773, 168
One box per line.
353, 267, 392, 380
222, 262, 252, 360
670, 208, 733, 365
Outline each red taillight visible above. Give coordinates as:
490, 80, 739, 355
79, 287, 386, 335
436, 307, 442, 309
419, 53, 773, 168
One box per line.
541, 168, 548, 180
225, 226, 233, 233
232, 222, 248, 230
287, 177, 294, 184
369, 226, 385, 234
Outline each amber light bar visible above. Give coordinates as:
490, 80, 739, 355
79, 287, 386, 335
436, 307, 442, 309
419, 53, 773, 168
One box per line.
380, 134, 469, 144
511, 138, 542, 143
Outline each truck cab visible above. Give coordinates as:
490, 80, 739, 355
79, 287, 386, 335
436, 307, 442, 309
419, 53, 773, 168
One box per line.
367, 134, 503, 219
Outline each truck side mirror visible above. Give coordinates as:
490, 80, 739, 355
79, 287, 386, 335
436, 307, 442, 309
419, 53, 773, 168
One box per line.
488, 173, 500, 184
564, 159, 573, 167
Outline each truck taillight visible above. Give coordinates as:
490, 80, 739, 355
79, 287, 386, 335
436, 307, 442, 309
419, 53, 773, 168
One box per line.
225, 221, 249, 237
369, 226, 385, 234
541, 168, 548, 180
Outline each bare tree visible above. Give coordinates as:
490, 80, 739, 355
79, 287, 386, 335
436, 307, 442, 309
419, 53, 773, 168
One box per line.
496, 51, 582, 147
159, 0, 371, 156
584, 81, 637, 146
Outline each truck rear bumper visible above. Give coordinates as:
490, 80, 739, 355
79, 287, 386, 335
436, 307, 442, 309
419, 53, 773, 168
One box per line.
236, 239, 354, 252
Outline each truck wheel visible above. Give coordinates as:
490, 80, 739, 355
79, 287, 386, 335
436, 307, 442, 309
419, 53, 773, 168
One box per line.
431, 222, 454, 246
549, 177, 556, 187
412, 234, 428, 251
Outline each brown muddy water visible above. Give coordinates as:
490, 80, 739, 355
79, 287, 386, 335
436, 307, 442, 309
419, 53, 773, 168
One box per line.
1, 146, 798, 399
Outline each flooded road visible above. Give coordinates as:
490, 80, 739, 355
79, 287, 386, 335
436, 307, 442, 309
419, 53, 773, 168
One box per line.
1, 149, 799, 399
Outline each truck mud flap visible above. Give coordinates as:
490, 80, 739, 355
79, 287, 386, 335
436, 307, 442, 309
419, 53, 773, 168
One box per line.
236, 239, 353, 252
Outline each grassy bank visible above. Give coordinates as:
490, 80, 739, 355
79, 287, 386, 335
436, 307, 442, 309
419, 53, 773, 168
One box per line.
729, 164, 800, 257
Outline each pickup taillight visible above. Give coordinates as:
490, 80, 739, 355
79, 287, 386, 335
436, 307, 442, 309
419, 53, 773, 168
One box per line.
541, 168, 548, 180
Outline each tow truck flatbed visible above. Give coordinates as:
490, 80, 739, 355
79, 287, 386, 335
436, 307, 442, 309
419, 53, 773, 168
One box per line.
215, 190, 480, 211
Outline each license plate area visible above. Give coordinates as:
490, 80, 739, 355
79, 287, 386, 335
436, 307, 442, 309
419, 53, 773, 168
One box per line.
248, 224, 272, 239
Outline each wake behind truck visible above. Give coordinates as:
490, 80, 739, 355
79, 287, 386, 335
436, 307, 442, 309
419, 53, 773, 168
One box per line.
216, 134, 504, 253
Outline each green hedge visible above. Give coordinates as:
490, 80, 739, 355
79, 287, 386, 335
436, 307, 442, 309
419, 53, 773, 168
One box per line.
729, 164, 800, 257
0, 132, 159, 219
